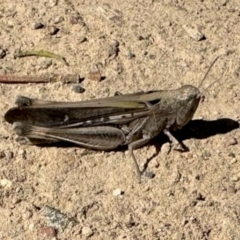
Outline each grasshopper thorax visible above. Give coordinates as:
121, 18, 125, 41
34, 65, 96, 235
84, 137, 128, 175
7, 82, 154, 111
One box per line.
176, 85, 201, 100
172, 85, 201, 130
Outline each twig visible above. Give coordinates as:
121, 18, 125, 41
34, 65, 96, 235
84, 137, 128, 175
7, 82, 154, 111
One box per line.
0, 74, 80, 84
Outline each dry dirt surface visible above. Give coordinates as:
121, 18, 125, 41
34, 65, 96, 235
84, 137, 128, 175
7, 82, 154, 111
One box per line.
0, 0, 240, 239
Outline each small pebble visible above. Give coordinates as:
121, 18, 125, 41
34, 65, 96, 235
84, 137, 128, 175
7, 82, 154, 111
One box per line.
88, 65, 102, 82
161, 143, 171, 155
48, 26, 59, 35
162, 21, 172, 27
144, 171, 155, 179
78, 36, 87, 43
0, 179, 12, 188
82, 226, 93, 237
53, 16, 64, 24
70, 15, 86, 27
220, 0, 228, 6
149, 54, 156, 59
228, 152, 236, 158
113, 188, 123, 196
110, 39, 119, 48
151, 158, 160, 168
230, 158, 237, 164
202, 150, 211, 160
125, 215, 135, 228
72, 85, 85, 93
0, 151, 5, 159
226, 136, 238, 146
108, 40, 119, 59
127, 52, 136, 59
4, 150, 14, 160
15, 96, 31, 106
18, 149, 26, 159
22, 210, 33, 220
41, 205, 74, 229
7, 20, 14, 28
137, 35, 144, 40
39, 60, 52, 70
0, 48, 6, 58
32, 22, 44, 30
29, 223, 35, 231
18, 149, 25, 155
48, 0, 58, 7
230, 174, 240, 182
183, 24, 205, 41
39, 226, 57, 237
11, 197, 21, 204
70, 16, 79, 24
15, 186, 22, 193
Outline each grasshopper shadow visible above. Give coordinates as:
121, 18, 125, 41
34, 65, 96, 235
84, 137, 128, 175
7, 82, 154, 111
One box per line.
151, 118, 239, 155
141, 118, 239, 174
174, 118, 239, 141
27, 118, 238, 177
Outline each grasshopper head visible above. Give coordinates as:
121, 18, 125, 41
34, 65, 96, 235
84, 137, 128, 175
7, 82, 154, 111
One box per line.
174, 85, 201, 129
172, 56, 220, 130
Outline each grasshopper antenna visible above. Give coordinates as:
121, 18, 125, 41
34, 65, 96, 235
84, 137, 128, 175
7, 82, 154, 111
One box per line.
197, 56, 224, 98
200, 72, 224, 96
197, 56, 220, 90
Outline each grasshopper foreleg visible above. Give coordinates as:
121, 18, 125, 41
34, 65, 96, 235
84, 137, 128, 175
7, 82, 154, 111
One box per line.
163, 129, 185, 151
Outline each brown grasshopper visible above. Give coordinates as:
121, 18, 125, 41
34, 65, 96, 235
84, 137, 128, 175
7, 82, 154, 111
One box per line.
4, 57, 220, 182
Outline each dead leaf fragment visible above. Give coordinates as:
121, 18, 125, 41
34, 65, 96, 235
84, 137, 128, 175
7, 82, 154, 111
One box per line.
183, 24, 205, 41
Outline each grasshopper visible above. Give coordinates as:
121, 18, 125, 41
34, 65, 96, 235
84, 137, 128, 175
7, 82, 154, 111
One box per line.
4, 57, 220, 182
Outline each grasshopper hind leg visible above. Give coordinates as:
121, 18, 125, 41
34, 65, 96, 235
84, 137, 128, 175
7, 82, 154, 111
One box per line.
128, 136, 152, 183
16, 136, 59, 145
13, 122, 61, 144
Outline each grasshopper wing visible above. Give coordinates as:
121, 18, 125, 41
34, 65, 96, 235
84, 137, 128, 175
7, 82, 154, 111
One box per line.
4, 95, 153, 128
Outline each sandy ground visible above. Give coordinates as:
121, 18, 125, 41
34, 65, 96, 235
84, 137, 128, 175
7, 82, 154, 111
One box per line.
0, 0, 240, 239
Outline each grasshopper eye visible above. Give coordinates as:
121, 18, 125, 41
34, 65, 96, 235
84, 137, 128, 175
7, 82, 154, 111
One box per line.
188, 94, 198, 101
